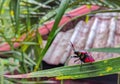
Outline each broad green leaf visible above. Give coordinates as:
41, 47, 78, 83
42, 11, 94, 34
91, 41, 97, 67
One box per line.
88, 47, 120, 53
4, 56, 120, 80
69, 0, 120, 8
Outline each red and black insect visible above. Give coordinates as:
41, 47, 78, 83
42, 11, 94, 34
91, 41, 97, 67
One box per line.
70, 42, 95, 63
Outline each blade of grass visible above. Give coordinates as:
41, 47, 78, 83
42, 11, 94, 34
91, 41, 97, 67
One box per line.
0, 51, 36, 66
69, 0, 120, 8
88, 47, 120, 53
21, 51, 28, 73
26, 0, 31, 32
36, 30, 44, 49
0, 0, 5, 15
9, 0, 20, 37
0, 58, 18, 66
39, 9, 56, 24
34, 0, 70, 71
4, 56, 120, 80
15, 0, 20, 36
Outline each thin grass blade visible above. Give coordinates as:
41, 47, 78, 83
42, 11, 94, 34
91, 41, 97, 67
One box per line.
34, 0, 70, 71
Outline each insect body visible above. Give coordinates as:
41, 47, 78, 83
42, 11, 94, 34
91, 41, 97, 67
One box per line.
70, 42, 95, 63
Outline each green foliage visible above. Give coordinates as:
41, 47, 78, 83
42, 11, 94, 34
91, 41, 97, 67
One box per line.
88, 47, 120, 53
4, 55, 120, 80
0, 0, 120, 83
34, 0, 70, 71
69, 0, 120, 8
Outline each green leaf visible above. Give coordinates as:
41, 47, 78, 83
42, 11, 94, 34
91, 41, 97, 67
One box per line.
20, 42, 38, 45
4, 56, 120, 80
69, 0, 120, 8
0, 0, 5, 15
0, 51, 36, 66
9, 0, 20, 36
0, 58, 18, 66
34, 0, 70, 71
88, 47, 120, 53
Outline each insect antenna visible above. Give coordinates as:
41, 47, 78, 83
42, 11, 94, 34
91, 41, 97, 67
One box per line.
70, 41, 76, 52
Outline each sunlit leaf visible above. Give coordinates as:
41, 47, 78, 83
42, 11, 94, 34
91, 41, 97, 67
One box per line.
88, 47, 120, 53
69, 0, 120, 8
34, 0, 70, 71
4, 56, 120, 80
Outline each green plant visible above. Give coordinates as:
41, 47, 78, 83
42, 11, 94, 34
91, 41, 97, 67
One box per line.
1, 0, 120, 83
4, 52, 120, 80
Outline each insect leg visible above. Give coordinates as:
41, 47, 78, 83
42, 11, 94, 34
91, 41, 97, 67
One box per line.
71, 56, 79, 63
79, 58, 83, 70
71, 56, 78, 58
74, 59, 80, 63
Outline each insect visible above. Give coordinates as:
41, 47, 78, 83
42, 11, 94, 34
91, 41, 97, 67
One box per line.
70, 42, 95, 64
